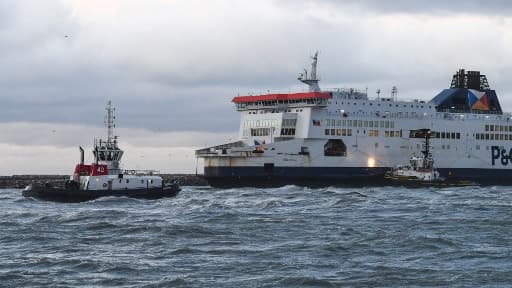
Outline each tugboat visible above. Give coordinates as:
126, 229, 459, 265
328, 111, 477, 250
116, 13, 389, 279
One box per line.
385, 129, 445, 185
385, 128, 476, 187
22, 101, 180, 202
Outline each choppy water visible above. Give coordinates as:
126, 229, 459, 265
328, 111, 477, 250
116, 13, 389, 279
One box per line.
1, 186, 512, 287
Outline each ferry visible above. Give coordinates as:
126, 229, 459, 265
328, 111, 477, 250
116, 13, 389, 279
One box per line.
23, 101, 180, 202
197, 52, 511, 187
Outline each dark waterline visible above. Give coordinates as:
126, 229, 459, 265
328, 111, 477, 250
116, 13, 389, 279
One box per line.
1, 186, 512, 287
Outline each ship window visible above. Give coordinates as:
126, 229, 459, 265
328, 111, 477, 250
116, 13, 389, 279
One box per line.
331, 129, 335, 136
491, 134, 495, 140
456, 133, 460, 139
490, 125, 494, 132
324, 139, 347, 157
506, 135, 509, 140
485, 125, 489, 131
126, 179, 129, 183
451, 133, 456, 139
441, 132, 445, 139
501, 134, 504, 140
486, 134, 489, 140
476, 134, 480, 140
348, 129, 352, 136
325, 129, 329, 136
336, 129, 341, 136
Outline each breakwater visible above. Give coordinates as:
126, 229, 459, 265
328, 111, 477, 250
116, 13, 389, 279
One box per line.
0, 174, 207, 188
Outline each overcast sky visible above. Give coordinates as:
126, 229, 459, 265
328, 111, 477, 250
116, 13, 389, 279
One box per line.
2, 0, 512, 174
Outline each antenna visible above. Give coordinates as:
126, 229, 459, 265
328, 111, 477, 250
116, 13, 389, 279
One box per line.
298, 51, 320, 92
391, 86, 397, 101
310, 51, 318, 80
105, 100, 116, 143
376, 89, 381, 99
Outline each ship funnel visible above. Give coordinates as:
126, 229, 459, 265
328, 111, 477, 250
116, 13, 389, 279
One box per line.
79, 146, 84, 165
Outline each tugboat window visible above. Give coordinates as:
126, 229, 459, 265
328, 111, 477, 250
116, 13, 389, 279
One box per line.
324, 139, 347, 157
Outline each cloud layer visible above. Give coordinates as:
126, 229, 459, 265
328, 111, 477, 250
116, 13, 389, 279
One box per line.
2, 0, 512, 174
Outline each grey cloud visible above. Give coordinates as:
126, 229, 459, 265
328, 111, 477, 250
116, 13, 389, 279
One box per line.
3, 0, 512, 140
300, 0, 512, 16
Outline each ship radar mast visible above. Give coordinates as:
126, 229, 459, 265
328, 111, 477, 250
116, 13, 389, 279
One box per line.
298, 51, 321, 92
93, 101, 124, 174
105, 100, 116, 143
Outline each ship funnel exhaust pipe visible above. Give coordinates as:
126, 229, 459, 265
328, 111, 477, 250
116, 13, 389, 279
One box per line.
79, 146, 84, 165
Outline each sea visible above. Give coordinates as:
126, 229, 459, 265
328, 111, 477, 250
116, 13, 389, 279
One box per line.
1, 185, 512, 287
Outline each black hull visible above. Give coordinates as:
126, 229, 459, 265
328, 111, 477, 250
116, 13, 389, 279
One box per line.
22, 183, 180, 203
206, 176, 389, 188
202, 166, 512, 188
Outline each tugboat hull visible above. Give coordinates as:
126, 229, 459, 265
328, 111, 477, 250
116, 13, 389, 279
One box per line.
22, 183, 180, 203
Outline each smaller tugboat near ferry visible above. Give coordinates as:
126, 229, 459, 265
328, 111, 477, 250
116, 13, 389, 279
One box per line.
22, 101, 180, 202
385, 129, 443, 184
385, 128, 474, 187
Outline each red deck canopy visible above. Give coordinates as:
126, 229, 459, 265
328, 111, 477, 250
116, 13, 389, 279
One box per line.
232, 91, 331, 103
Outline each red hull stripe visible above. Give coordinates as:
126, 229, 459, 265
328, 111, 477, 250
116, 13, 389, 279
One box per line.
232, 91, 331, 103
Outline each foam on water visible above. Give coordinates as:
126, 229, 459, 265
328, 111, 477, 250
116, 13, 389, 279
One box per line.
1, 186, 512, 287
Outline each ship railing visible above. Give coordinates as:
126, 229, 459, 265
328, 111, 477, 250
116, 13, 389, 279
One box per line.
236, 101, 327, 111
325, 87, 368, 95
123, 169, 160, 176
195, 141, 246, 156
435, 108, 504, 115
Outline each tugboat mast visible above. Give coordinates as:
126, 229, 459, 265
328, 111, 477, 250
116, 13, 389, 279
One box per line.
105, 100, 116, 144
93, 101, 124, 174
